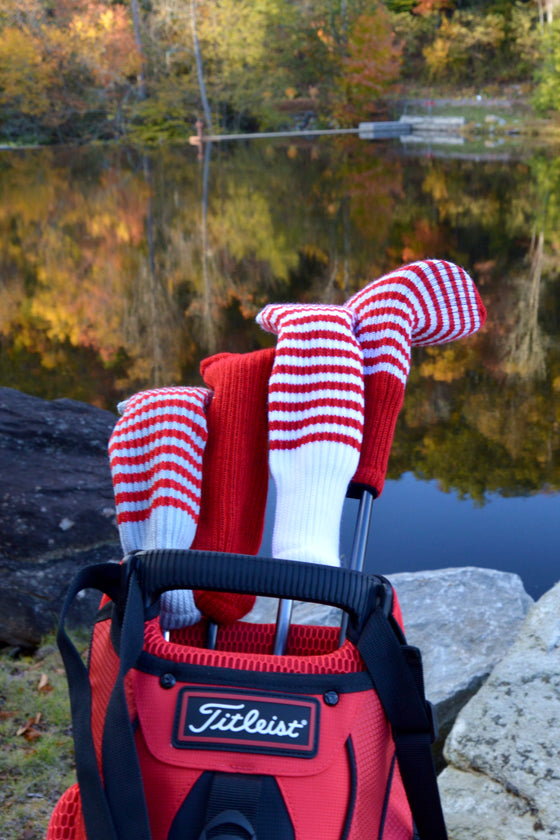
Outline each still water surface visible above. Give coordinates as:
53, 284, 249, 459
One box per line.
1, 137, 559, 598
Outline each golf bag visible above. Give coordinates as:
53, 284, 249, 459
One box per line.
46, 549, 447, 840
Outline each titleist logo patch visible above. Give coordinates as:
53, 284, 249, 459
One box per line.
173, 687, 320, 757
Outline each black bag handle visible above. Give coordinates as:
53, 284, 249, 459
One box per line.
126, 549, 392, 637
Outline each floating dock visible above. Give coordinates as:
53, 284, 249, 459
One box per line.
358, 116, 465, 140
189, 116, 467, 145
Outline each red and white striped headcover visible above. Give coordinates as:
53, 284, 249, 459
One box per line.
348, 259, 486, 386
257, 304, 364, 453
257, 303, 364, 567
109, 386, 211, 554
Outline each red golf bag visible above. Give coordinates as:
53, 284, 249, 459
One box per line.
46, 549, 447, 840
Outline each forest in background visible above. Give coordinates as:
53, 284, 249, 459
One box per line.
1, 0, 560, 144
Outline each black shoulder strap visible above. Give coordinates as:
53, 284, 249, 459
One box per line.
355, 607, 448, 840
56, 563, 123, 840
57, 562, 153, 840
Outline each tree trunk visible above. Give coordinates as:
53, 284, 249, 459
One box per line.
130, 0, 147, 99
191, 0, 213, 133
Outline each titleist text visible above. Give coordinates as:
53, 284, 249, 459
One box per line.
187, 701, 309, 738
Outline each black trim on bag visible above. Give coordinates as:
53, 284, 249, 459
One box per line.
168, 772, 295, 840
95, 601, 114, 624
341, 737, 357, 840
135, 649, 374, 695
377, 751, 397, 839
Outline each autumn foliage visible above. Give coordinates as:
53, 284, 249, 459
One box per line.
0, 0, 546, 142
0, 0, 141, 140
333, 8, 402, 125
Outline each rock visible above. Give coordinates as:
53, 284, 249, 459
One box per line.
438, 767, 547, 840
0, 545, 121, 649
0, 386, 119, 559
0, 386, 120, 647
441, 582, 560, 839
247, 567, 533, 765
388, 567, 533, 758
246, 597, 342, 626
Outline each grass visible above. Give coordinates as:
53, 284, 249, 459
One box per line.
0, 632, 89, 840
383, 84, 560, 156
392, 81, 558, 132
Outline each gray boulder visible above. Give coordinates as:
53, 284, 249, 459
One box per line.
389, 567, 533, 756
0, 386, 119, 558
0, 386, 120, 647
438, 769, 546, 840
440, 581, 560, 840
1, 546, 121, 649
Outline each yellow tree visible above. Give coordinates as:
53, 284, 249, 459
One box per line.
0, 0, 141, 138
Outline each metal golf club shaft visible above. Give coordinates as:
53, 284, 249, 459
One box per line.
339, 488, 374, 645
164, 610, 218, 648
206, 620, 219, 649
273, 598, 294, 655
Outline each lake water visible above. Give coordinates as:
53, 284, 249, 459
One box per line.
1, 136, 559, 599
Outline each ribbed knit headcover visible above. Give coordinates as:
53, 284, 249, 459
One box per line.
346, 259, 487, 494
192, 349, 275, 624
257, 303, 364, 568
109, 386, 211, 629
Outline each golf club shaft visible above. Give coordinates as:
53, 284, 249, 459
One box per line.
272, 487, 374, 654
339, 488, 374, 645
206, 620, 219, 649
273, 598, 294, 655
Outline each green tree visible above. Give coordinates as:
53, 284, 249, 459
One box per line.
533, 18, 560, 112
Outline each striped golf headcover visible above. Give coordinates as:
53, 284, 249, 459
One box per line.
108, 386, 211, 629
257, 303, 364, 567
346, 259, 487, 494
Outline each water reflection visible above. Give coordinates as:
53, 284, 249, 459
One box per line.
0, 138, 559, 592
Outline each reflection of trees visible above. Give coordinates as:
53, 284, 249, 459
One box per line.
121, 156, 189, 388
1, 143, 560, 502
0, 147, 189, 401
200, 141, 217, 354
503, 230, 547, 379
392, 351, 560, 503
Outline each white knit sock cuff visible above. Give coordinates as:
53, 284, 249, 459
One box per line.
270, 441, 359, 567
160, 589, 202, 630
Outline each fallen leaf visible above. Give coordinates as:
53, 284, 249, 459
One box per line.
16, 714, 42, 741
38, 673, 52, 692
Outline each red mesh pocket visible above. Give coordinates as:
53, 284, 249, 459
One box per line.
45, 784, 85, 840
170, 619, 342, 656
151, 620, 366, 674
